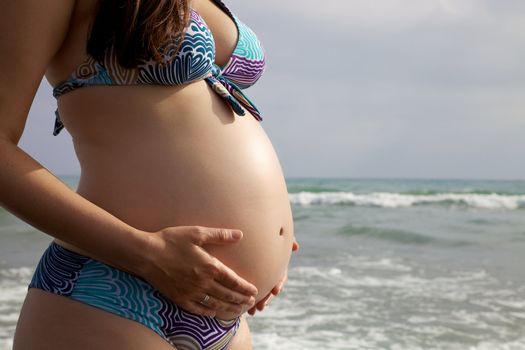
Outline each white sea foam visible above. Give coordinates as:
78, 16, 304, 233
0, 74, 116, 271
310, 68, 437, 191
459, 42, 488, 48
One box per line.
289, 191, 525, 209
469, 338, 525, 350
496, 299, 525, 309
0, 339, 12, 350
0, 313, 19, 323
2, 256, 525, 350
0, 268, 32, 302
0, 267, 33, 348
0, 267, 33, 279
343, 255, 413, 272
246, 252, 525, 350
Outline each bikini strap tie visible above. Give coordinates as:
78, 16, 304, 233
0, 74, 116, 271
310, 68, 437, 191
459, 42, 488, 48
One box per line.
205, 64, 262, 121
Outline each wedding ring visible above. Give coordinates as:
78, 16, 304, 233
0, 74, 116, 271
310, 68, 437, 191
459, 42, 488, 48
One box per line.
200, 294, 210, 305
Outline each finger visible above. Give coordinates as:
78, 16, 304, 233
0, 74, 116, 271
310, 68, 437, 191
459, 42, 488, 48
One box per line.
183, 300, 217, 317
247, 292, 272, 315
271, 284, 282, 295
257, 293, 272, 307
208, 280, 256, 306
195, 227, 243, 245
199, 293, 244, 315
272, 271, 288, 295
256, 303, 265, 312
248, 306, 257, 316
214, 264, 258, 297
273, 278, 285, 294
257, 294, 274, 311
254, 293, 272, 312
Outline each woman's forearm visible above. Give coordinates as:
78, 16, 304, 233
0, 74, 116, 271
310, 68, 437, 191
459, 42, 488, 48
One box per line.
0, 138, 150, 276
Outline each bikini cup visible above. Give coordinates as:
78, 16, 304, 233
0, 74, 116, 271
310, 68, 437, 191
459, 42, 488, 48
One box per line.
51, 0, 266, 136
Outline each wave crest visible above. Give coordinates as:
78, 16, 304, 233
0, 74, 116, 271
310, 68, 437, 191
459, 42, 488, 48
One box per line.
289, 191, 525, 209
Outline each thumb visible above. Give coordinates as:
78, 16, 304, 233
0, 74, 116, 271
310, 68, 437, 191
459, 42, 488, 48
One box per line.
198, 227, 243, 245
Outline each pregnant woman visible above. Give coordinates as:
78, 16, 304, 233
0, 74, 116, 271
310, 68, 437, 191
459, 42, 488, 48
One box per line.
1, 0, 298, 349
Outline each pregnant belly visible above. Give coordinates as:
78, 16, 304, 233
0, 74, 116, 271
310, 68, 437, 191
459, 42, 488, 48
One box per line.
56, 82, 294, 319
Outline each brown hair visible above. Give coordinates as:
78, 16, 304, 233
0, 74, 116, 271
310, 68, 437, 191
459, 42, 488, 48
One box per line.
86, 0, 191, 69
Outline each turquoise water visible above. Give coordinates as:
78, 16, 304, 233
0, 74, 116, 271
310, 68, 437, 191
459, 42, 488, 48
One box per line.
1, 176, 525, 349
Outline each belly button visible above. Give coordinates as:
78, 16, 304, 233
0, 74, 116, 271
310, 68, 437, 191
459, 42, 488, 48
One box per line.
279, 227, 284, 236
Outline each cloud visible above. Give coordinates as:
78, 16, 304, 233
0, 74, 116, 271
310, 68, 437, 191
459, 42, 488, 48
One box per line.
232, 0, 525, 179
250, 0, 525, 24
18, 0, 525, 179
245, 0, 484, 25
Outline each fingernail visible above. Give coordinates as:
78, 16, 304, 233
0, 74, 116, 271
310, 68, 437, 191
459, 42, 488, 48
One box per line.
232, 230, 242, 239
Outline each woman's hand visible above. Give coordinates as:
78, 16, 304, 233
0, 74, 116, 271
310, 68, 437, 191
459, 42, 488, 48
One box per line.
248, 238, 300, 316
138, 225, 258, 317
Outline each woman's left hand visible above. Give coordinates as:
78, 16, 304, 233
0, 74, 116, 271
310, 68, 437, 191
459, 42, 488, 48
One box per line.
248, 238, 299, 315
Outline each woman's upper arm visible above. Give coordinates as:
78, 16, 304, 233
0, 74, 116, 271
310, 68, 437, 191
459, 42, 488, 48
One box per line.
0, 0, 75, 144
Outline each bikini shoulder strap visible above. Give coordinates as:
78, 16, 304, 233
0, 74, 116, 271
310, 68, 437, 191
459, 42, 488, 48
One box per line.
210, 0, 236, 21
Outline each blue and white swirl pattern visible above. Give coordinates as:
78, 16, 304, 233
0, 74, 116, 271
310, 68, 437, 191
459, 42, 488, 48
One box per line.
231, 15, 265, 61
28, 241, 90, 295
28, 242, 240, 349
51, 0, 266, 139
138, 11, 215, 85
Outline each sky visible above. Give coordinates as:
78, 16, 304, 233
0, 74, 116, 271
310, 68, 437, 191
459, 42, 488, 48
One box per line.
18, 0, 525, 180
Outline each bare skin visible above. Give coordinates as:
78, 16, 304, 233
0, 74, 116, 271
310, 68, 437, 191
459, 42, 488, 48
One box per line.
15, 289, 253, 350
11, 0, 295, 349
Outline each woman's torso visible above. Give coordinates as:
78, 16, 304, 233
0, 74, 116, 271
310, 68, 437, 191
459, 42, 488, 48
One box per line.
45, 0, 294, 319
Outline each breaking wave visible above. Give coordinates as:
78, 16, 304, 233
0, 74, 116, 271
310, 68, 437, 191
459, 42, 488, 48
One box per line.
289, 191, 525, 209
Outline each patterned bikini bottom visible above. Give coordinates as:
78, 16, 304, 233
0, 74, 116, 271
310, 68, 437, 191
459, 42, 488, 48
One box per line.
28, 241, 240, 349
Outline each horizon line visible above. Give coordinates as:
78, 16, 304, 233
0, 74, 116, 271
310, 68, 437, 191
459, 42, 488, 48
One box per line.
54, 173, 525, 182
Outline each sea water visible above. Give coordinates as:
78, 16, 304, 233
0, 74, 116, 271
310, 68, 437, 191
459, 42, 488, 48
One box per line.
1, 176, 524, 349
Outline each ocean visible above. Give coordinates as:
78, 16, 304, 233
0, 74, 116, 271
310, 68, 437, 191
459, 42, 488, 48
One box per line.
1, 176, 524, 349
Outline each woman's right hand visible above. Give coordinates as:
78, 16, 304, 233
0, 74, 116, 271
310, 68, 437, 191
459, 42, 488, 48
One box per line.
136, 225, 258, 317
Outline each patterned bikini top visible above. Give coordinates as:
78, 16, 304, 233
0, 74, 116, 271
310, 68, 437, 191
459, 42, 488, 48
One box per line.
51, 0, 266, 136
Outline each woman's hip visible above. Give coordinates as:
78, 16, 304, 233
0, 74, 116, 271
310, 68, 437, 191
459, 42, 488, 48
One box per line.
24, 241, 240, 350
